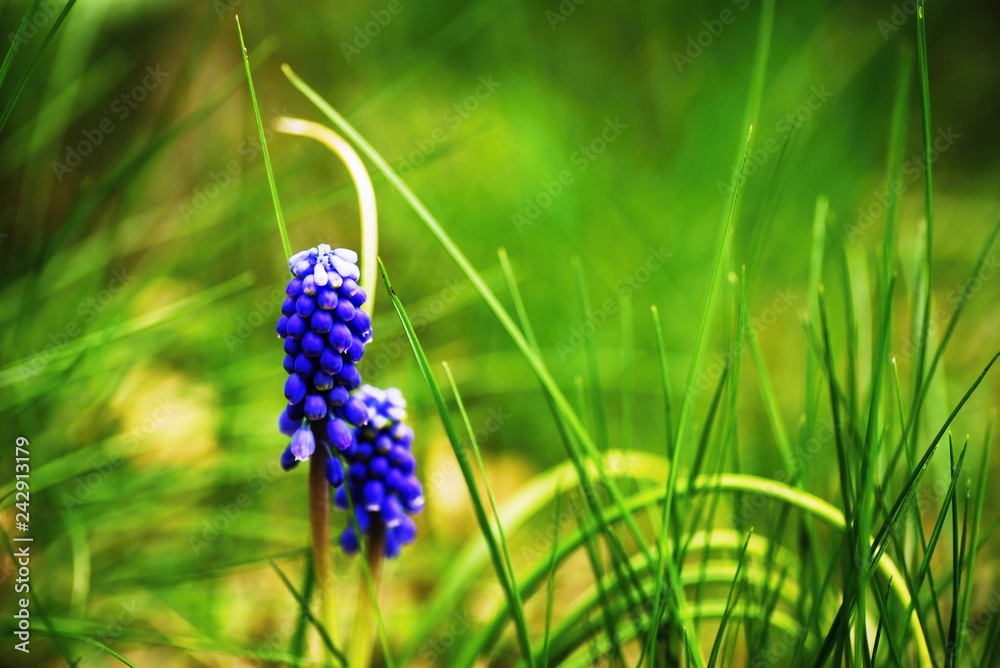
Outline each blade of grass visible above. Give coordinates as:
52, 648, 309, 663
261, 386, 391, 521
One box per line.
443, 361, 531, 657
956, 416, 993, 663
946, 480, 969, 668
871, 576, 894, 666
541, 481, 566, 668
912, 0, 935, 404
236, 16, 289, 260
644, 123, 756, 667
379, 258, 535, 666
707, 531, 753, 668
0, 0, 77, 134
0, 0, 42, 92
621, 292, 634, 454
288, 555, 315, 664
267, 559, 346, 666
572, 258, 610, 452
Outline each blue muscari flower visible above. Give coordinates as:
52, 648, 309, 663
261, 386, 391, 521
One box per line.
328, 385, 422, 559
277, 245, 373, 470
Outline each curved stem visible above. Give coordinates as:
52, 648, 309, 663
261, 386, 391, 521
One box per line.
274, 116, 378, 312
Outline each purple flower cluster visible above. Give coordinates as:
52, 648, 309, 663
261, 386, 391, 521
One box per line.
331, 385, 423, 558
276, 245, 373, 468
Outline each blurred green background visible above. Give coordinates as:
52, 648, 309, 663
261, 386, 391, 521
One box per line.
1, 0, 999, 665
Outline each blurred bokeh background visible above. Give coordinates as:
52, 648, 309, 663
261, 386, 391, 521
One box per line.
1, 0, 998, 665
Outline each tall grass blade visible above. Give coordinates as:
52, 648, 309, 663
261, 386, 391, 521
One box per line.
0, 0, 77, 134
378, 259, 535, 665
236, 16, 289, 260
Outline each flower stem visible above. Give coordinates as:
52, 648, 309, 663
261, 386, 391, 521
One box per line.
349, 523, 384, 668
308, 445, 338, 657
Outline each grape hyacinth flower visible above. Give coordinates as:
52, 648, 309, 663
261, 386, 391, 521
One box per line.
276, 245, 374, 468
329, 385, 423, 559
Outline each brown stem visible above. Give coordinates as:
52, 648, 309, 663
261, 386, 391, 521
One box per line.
308, 446, 337, 654
349, 523, 385, 668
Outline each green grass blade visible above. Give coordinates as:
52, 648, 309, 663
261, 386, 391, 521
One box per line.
497, 248, 539, 349
288, 555, 315, 664
957, 416, 993, 663
651, 306, 676, 458
0, 0, 42, 92
267, 560, 346, 666
572, 258, 610, 452
621, 292, 634, 453
0, 0, 77, 134
541, 482, 566, 668
870, 576, 894, 666
707, 531, 752, 668
379, 258, 535, 666
644, 123, 755, 668
443, 361, 532, 659
881, 48, 913, 288
236, 16, 289, 260
913, 0, 935, 398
